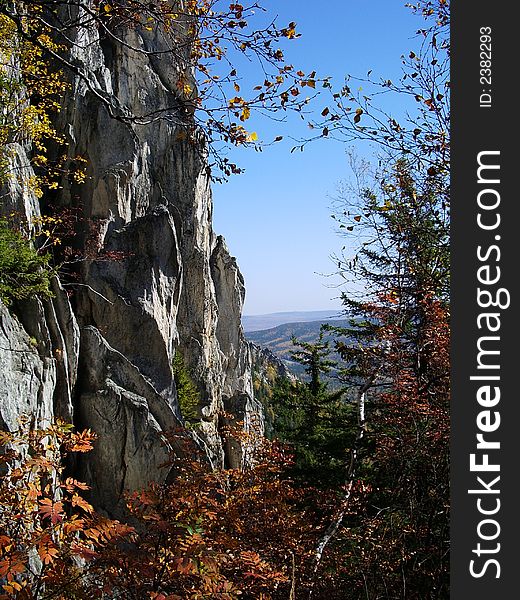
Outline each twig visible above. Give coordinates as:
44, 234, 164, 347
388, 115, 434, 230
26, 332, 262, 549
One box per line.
289, 550, 296, 600
62, 282, 113, 304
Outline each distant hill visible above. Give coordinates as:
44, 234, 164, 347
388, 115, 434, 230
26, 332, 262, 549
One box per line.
242, 310, 344, 333
245, 318, 350, 380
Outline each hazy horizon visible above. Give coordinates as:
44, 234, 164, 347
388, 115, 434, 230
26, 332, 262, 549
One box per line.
242, 309, 345, 333
242, 308, 343, 318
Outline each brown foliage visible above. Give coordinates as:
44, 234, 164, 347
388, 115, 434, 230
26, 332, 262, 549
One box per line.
0, 418, 132, 599
326, 297, 450, 599
90, 434, 333, 599
0, 422, 340, 599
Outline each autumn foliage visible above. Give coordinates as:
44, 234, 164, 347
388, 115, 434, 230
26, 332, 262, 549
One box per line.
0, 421, 336, 599
0, 0, 325, 180
0, 418, 132, 599
0, 1, 451, 598
91, 437, 324, 599
326, 296, 450, 599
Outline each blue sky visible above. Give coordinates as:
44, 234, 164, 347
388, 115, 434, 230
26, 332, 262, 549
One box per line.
212, 1, 422, 315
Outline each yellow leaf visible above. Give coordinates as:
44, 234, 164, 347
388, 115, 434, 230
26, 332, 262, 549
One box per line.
71, 493, 94, 514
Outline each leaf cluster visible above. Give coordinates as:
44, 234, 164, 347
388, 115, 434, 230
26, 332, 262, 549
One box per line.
0, 419, 342, 600
0, 9, 71, 197
171, 350, 201, 425
0, 418, 132, 599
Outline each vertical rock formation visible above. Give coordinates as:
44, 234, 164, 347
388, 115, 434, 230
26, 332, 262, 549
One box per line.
0, 3, 261, 514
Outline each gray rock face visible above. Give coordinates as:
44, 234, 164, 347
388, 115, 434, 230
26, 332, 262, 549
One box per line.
0, 303, 55, 431
76, 326, 182, 515
250, 342, 297, 385
0, 278, 80, 430
0, 2, 261, 513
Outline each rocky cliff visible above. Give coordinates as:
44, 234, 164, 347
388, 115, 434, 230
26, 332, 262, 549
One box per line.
0, 4, 261, 515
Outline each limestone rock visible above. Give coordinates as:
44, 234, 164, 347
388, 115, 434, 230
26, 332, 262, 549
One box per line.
0, 0, 261, 513
0, 303, 55, 430
76, 326, 186, 515
250, 342, 298, 384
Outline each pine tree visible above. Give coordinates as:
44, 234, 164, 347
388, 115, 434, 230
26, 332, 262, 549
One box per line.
172, 350, 201, 425
270, 332, 356, 487
0, 219, 54, 305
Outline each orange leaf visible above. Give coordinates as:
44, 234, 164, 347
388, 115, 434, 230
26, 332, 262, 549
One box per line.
0, 558, 26, 578
38, 498, 64, 524
71, 494, 94, 514
71, 542, 98, 561
63, 516, 86, 535
37, 541, 59, 565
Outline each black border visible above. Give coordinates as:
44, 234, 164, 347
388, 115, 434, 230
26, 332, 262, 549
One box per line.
451, 2, 517, 595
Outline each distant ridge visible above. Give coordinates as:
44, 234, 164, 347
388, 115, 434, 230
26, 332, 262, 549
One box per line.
245, 317, 350, 381
242, 310, 344, 333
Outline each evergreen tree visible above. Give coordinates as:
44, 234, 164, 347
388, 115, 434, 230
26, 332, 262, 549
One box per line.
307, 4, 450, 594
313, 3, 451, 591
172, 350, 201, 425
270, 332, 356, 487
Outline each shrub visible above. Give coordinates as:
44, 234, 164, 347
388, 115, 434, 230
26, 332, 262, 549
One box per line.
0, 418, 131, 598
0, 219, 53, 305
